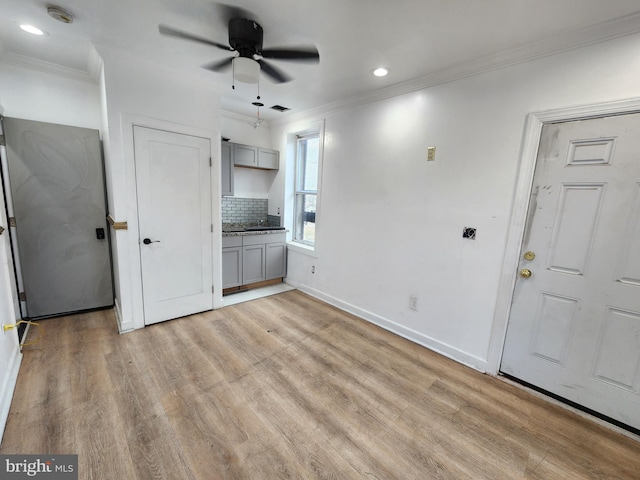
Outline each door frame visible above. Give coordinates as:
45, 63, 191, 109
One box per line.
487, 96, 640, 375
118, 114, 222, 331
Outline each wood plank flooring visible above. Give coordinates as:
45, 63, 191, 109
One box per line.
2, 290, 639, 479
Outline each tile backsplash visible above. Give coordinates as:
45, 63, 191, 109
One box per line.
222, 197, 268, 225
267, 215, 281, 227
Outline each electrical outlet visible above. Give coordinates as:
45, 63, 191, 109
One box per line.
409, 296, 418, 311
277, 207, 281, 215
311, 265, 315, 274
427, 146, 436, 161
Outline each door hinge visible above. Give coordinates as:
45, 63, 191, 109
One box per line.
19, 292, 27, 302
0, 226, 4, 236
211, 224, 213, 233
0, 134, 5, 146
8, 217, 16, 227
209, 157, 212, 167
212, 285, 215, 294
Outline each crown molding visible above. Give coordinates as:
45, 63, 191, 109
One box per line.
0, 52, 97, 85
269, 11, 640, 126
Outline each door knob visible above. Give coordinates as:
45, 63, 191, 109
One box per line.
520, 268, 532, 278
143, 238, 160, 245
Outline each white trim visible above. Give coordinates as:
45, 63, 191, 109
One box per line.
114, 298, 133, 334
291, 282, 487, 373
487, 97, 640, 374
0, 53, 98, 84
286, 241, 317, 258
0, 344, 22, 441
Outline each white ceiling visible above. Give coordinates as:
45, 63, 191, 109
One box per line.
2, 0, 640, 120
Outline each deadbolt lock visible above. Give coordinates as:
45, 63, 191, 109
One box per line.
520, 268, 532, 278
523, 251, 536, 261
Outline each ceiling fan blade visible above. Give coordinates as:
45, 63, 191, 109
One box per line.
216, 3, 257, 22
261, 47, 319, 63
257, 59, 291, 83
159, 24, 231, 51
202, 57, 234, 72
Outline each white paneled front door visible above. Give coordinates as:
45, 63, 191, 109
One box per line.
133, 126, 212, 325
501, 113, 640, 430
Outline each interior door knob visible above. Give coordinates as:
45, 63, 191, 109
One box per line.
520, 268, 532, 278
143, 238, 160, 245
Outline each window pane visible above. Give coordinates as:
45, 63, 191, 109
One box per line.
294, 193, 316, 244
298, 137, 319, 191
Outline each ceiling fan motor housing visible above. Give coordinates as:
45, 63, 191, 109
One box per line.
229, 18, 263, 58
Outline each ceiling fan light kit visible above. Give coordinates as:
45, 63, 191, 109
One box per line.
233, 57, 260, 84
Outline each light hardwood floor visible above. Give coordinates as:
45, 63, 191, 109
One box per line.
2, 290, 639, 479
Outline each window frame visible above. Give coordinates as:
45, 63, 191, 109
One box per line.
293, 132, 320, 247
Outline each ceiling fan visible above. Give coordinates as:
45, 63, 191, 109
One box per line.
158, 4, 319, 84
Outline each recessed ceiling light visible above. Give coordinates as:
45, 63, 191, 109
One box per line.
19, 24, 45, 36
372, 67, 389, 77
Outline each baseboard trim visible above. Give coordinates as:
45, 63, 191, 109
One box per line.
115, 300, 133, 334
0, 344, 22, 442
295, 284, 488, 373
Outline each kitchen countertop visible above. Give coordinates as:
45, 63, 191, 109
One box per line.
222, 226, 289, 237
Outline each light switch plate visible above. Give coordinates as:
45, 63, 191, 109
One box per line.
427, 146, 436, 161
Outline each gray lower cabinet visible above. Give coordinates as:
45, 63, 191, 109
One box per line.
222, 236, 242, 288
222, 233, 286, 289
266, 242, 287, 279
243, 243, 266, 284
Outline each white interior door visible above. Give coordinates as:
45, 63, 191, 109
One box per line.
133, 126, 212, 325
501, 113, 640, 430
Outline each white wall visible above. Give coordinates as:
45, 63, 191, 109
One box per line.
97, 47, 222, 330
221, 112, 277, 200
0, 63, 101, 129
273, 32, 640, 372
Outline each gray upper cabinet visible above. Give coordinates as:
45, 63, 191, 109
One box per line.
258, 147, 279, 169
233, 143, 258, 167
221, 141, 234, 196
232, 142, 279, 170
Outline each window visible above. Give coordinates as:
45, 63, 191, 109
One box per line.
294, 133, 320, 246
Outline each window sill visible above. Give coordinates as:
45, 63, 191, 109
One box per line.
287, 241, 317, 258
